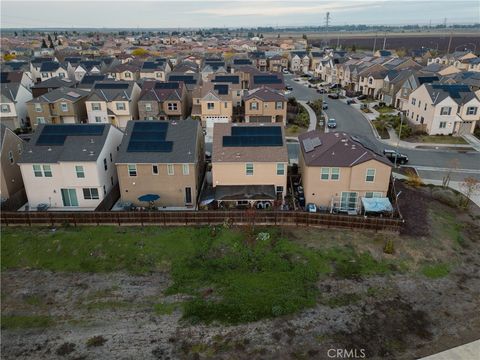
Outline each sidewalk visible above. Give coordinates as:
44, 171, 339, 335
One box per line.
298, 100, 317, 131
462, 133, 480, 152
419, 339, 480, 360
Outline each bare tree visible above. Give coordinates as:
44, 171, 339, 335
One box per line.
459, 177, 480, 209
442, 158, 460, 189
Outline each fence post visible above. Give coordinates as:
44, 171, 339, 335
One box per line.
163, 212, 166, 226
27, 212, 31, 226
117, 212, 121, 226
73, 214, 77, 227
50, 213, 54, 227
185, 212, 188, 226
4, 213, 9, 226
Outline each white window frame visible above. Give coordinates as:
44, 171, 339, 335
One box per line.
33, 164, 42, 177
466, 106, 477, 115
276, 163, 285, 176
116, 102, 126, 111
250, 102, 258, 110
182, 164, 189, 175
365, 168, 375, 182
439, 121, 447, 129
128, 164, 137, 177
95, 116, 102, 123
207, 102, 215, 110
83, 188, 99, 200
365, 192, 383, 198
145, 103, 152, 111
35, 103, 42, 112
275, 101, 283, 110
91, 103, 101, 111
1, 104, 11, 113
320, 167, 330, 180
167, 164, 174, 175
75, 165, 85, 178
8, 151, 14, 164
440, 106, 451, 115
245, 163, 254, 176
168, 103, 178, 111
60, 102, 68, 112
331, 167, 340, 180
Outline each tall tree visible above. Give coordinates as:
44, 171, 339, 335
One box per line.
41, 39, 48, 48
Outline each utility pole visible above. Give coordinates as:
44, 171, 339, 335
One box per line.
382, 31, 387, 50
325, 12, 331, 46
447, 31, 453, 54
395, 112, 404, 169
372, 32, 378, 53
336, 33, 340, 49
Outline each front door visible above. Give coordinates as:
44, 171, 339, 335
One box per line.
185, 187, 192, 205
61, 189, 79, 207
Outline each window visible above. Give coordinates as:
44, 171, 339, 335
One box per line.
83, 188, 99, 200
116, 102, 126, 110
95, 116, 102, 123
439, 121, 447, 129
110, 153, 113, 162
368, 78, 373, 85
182, 164, 189, 175
152, 164, 159, 174
185, 187, 192, 204
418, 100, 421, 108
275, 101, 283, 110
33, 164, 42, 177
8, 151, 14, 164
424, 104, 427, 111
58, 72, 65, 78
420, 116, 424, 124
103, 158, 107, 171
440, 106, 451, 115
320, 167, 329, 180
128, 164, 137, 176
75, 165, 85, 178
91, 103, 101, 111
411, 98, 416, 105
35, 103, 42, 112
224, 102, 228, 108
60, 102, 68, 112
167, 164, 174, 175
42, 72, 48, 78
365, 168, 375, 182
245, 163, 254, 176
466, 106, 478, 115
331, 167, 340, 180
276, 163, 285, 175
111, 176, 114, 186
145, 103, 152, 111
1, 104, 10, 113
168, 103, 178, 111
276, 186, 284, 195
340, 192, 358, 211
365, 192, 383, 198
250, 102, 258, 110
103, 185, 106, 195
125, 72, 132, 78
61, 189, 78, 206
207, 102, 215, 110
43, 165, 52, 177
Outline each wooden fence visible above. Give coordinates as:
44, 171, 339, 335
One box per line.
1, 211, 404, 232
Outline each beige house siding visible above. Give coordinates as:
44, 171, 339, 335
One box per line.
244, 98, 287, 125
0, 129, 24, 199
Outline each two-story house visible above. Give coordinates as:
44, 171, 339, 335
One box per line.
268, 54, 289, 73
298, 131, 392, 213
139, 59, 172, 81
18, 123, 123, 210
289, 51, 310, 73
26, 87, 89, 128
243, 87, 287, 125
405, 83, 479, 135
116, 120, 204, 208
108, 63, 141, 81
37, 61, 68, 82
138, 81, 188, 120
31, 76, 77, 98
85, 81, 141, 128
1, 81, 33, 130
212, 123, 288, 208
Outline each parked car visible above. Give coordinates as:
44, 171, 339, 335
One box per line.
283, 68, 290, 74
347, 99, 356, 105
328, 93, 339, 99
383, 149, 409, 164
317, 88, 326, 94
285, 85, 293, 91
330, 83, 341, 89
322, 102, 328, 110
357, 94, 367, 100
306, 203, 317, 213
327, 118, 337, 128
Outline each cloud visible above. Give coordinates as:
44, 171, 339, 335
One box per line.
189, 1, 381, 17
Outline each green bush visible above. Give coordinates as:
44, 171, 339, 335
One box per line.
384, 239, 395, 254
421, 263, 450, 278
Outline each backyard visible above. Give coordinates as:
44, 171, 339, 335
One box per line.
1, 182, 480, 359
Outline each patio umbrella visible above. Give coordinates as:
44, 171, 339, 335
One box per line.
138, 194, 160, 202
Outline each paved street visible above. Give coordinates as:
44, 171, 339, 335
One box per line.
284, 74, 480, 181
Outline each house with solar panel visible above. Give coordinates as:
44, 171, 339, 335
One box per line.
138, 81, 188, 120
298, 131, 392, 213
108, 63, 141, 81
67, 59, 109, 82
268, 54, 289, 73
116, 120, 204, 209
250, 73, 285, 91
191, 82, 234, 141
36, 61, 68, 83
211, 123, 288, 208
85, 81, 141, 129
405, 83, 480, 135
31, 77, 77, 98
243, 87, 287, 125
18, 124, 123, 210
139, 59, 172, 82
26, 87, 90, 128
208, 73, 244, 107
77, 75, 108, 91
1, 77, 33, 130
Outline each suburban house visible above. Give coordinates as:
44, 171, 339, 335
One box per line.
108, 63, 141, 81
31, 77, 77, 98
18, 123, 123, 210
116, 120, 204, 208
36, 61, 69, 82
85, 81, 141, 128
289, 51, 310, 73
211, 123, 288, 208
26, 87, 89, 128
139, 59, 172, 81
68, 60, 107, 81
191, 82, 233, 140
250, 73, 285, 91
0, 81, 33, 130
405, 83, 480, 135
210, 74, 245, 107
30, 57, 56, 82
395, 73, 439, 110
0, 124, 25, 206
243, 87, 287, 125
268, 54, 289, 73
138, 81, 188, 120
298, 131, 392, 213
1, 70, 34, 90
77, 74, 107, 91
248, 51, 268, 71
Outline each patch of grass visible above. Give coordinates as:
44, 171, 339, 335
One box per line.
153, 302, 180, 315
86, 335, 107, 347
1, 315, 55, 330
24, 295, 43, 306
83, 300, 132, 311
421, 263, 450, 278
410, 135, 468, 145
324, 293, 362, 308
376, 106, 395, 114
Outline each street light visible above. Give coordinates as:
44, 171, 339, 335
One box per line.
394, 111, 404, 169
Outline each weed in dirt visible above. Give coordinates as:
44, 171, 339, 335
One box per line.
83, 300, 132, 311
56, 342, 76, 356
86, 335, 107, 347
421, 263, 450, 278
1, 315, 55, 329
324, 293, 362, 308
153, 302, 180, 315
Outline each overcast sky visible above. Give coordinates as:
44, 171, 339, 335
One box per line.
1, 0, 479, 28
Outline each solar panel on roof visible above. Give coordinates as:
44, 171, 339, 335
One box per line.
155, 82, 179, 89
94, 83, 130, 90
214, 75, 240, 84
303, 138, 314, 153
431, 84, 471, 99
253, 75, 282, 84
234, 59, 252, 65
214, 84, 229, 95
231, 126, 281, 137
223, 126, 283, 147
127, 140, 173, 152
169, 75, 196, 84
311, 137, 322, 148
126, 122, 172, 152
36, 124, 106, 146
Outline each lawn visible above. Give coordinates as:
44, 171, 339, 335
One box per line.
1, 226, 399, 324
404, 135, 468, 145
285, 124, 308, 137
376, 106, 396, 114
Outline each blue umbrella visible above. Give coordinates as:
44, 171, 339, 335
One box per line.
138, 194, 160, 202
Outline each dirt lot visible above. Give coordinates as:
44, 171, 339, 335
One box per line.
2, 182, 480, 360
